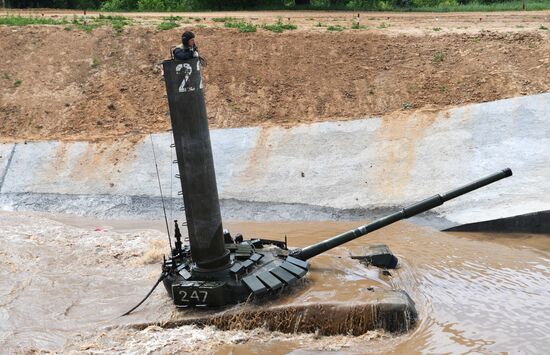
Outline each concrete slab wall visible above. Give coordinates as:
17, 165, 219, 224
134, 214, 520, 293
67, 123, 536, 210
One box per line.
1, 93, 549, 227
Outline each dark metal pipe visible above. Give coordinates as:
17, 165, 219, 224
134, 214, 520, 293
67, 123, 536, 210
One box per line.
162, 58, 230, 269
295, 168, 512, 260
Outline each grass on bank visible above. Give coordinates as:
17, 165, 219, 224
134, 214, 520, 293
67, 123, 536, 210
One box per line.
0, 15, 68, 26
351, 21, 368, 30
224, 21, 257, 33
261, 18, 297, 33
212, 17, 236, 23
327, 25, 345, 31
163, 15, 182, 22
432, 51, 445, 63
94, 14, 132, 31
0, 14, 132, 32
157, 21, 179, 30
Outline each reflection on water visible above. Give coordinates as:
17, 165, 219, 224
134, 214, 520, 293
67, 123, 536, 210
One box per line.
1, 211, 549, 353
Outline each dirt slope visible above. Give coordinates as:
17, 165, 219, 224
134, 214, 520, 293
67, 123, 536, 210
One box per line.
1, 24, 549, 142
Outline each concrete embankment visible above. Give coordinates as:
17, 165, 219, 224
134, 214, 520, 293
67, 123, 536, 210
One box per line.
1, 94, 549, 230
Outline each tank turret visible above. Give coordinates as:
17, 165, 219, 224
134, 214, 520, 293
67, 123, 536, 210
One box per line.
160, 57, 513, 308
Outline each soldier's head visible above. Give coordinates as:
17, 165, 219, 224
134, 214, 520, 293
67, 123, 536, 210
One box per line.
181, 31, 195, 48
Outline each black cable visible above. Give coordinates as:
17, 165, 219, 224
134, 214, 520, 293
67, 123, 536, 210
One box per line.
150, 134, 172, 249
121, 272, 167, 317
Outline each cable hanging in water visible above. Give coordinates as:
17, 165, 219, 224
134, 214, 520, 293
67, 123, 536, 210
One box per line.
120, 272, 167, 317
150, 134, 172, 249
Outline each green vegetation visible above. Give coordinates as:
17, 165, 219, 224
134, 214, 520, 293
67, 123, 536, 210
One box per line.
79, 24, 100, 32
97, 14, 128, 21
0, 16, 68, 26
95, 14, 132, 31
2, 72, 10, 80
4, 0, 550, 13
91, 58, 101, 68
212, 17, 236, 22
14, 79, 22, 87
539, 24, 549, 30
402, 101, 412, 110
432, 27, 442, 31
377, 22, 389, 29
261, 18, 297, 32
0, 13, 132, 33
432, 51, 445, 63
327, 25, 345, 31
71, 15, 99, 32
224, 21, 257, 33
138, 0, 166, 11
5, 0, 102, 10
410, 0, 550, 12
351, 21, 367, 30
157, 21, 179, 30
95, 0, 550, 12
111, 21, 125, 31
163, 15, 182, 21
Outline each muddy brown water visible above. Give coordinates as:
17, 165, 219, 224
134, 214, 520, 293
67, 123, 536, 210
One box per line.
1, 211, 549, 354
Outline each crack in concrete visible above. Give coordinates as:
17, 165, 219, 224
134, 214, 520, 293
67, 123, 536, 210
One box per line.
0, 144, 16, 194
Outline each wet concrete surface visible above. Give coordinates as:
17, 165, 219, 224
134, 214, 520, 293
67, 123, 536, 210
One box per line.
1, 211, 549, 353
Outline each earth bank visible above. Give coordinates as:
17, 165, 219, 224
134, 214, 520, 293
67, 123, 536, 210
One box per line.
1, 24, 549, 142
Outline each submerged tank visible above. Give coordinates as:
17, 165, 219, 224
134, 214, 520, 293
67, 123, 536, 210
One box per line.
159, 57, 513, 308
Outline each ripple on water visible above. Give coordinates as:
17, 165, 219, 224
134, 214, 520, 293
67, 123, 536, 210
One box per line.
410, 242, 550, 354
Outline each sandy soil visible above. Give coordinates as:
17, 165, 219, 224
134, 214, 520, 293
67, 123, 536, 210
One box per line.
0, 10, 549, 142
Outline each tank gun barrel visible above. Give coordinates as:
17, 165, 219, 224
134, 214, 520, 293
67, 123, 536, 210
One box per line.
294, 168, 513, 260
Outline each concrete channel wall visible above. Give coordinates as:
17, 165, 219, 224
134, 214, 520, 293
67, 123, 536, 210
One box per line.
1, 93, 549, 229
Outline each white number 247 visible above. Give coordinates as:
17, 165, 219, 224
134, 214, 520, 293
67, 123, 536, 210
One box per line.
179, 290, 208, 303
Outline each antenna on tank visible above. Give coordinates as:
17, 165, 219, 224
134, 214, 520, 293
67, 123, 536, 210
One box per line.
149, 134, 172, 249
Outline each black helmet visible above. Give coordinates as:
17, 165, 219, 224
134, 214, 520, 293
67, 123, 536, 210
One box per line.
181, 31, 195, 47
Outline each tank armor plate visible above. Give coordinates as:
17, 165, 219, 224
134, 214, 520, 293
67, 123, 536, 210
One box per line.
163, 239, 309, 307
